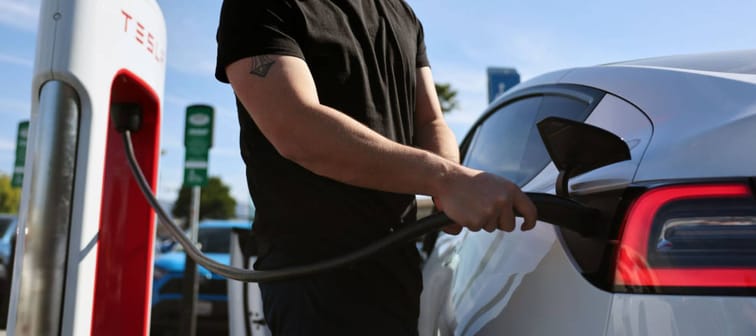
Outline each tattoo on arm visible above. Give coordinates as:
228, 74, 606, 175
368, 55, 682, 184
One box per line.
249, 55, 276, 77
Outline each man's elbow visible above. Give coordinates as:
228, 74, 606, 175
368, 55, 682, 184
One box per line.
270, 133, 306, 161
273, 136, 352, 181
272, 136, 324, 169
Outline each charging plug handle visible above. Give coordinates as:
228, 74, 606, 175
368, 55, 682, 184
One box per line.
111, 103, 142, 133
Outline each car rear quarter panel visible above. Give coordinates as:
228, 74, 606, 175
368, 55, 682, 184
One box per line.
423, 220, 613, 336
420, 84, 657, 336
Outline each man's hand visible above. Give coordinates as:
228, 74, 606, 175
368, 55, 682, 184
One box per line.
433, 167, 537, 234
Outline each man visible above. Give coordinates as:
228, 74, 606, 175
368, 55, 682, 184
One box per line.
215, 0, 537, 334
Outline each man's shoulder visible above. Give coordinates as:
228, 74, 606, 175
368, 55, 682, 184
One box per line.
386, 0, 422, 22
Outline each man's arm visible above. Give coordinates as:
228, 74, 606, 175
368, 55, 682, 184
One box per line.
226, 55, 537, 232
413, 66, 464, 234
413, 66, 459, 164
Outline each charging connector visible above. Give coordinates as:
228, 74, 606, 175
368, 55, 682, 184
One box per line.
111, 103, 142, 133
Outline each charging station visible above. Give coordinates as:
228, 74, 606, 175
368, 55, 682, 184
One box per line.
8, 1, 166, 335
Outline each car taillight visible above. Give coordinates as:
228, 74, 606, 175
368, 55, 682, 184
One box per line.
614, 183, 756, 294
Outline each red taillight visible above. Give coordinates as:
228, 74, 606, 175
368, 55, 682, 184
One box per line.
615, 183, 756, 291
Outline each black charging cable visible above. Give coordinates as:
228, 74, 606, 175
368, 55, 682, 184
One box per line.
123, 129, 451, 281
114, 104, 601, 282
115, 102, 452, 281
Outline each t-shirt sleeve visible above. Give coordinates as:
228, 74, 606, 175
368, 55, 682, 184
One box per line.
215, 0, 303, 83
415, 19, 430, 68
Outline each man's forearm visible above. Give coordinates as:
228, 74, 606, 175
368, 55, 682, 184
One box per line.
412, 66, 459, 164
275, 101, 460, 198
414, 119, 460, 164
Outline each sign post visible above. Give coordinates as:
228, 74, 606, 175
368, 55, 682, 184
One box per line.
180, 104, 214, 336
11, 121, 29, 188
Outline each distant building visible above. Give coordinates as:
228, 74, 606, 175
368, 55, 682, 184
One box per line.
487, 67, 520, 103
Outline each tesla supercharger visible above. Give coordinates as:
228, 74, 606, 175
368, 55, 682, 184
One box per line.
7, 0, 166, 335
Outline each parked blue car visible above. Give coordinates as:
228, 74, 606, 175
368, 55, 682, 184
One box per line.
0, 214, 18, 281
150, 219, 252, 335
0, 214, 18, 329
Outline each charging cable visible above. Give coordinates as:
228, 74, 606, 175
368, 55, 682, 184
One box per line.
120, 130, 452, 282
114, 104, 595, 282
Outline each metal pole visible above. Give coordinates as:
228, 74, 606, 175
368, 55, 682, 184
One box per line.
10, 80, 79, 335
189, 187, 200, 243
179, 186, 201, 336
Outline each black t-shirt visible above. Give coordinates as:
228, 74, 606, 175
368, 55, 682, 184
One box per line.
215, 0, 429, 325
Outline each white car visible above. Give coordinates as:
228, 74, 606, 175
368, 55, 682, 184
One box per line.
419, 50, 756, 336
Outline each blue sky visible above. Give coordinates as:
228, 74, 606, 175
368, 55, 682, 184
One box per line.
0, 0, 754, 205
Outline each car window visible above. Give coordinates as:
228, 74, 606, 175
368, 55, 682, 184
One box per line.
464, 94, 592, 186
198, 227, 232, 253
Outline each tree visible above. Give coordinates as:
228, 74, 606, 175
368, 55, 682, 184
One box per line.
171, 176, 237, 221
0, 174, 21, 214
435, 82, 459, 114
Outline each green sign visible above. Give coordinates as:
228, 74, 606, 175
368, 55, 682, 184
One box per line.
183, 105, 214, 187
184, 150, 209, 186
184, 105, 214, 149
12, 121, 29, 188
